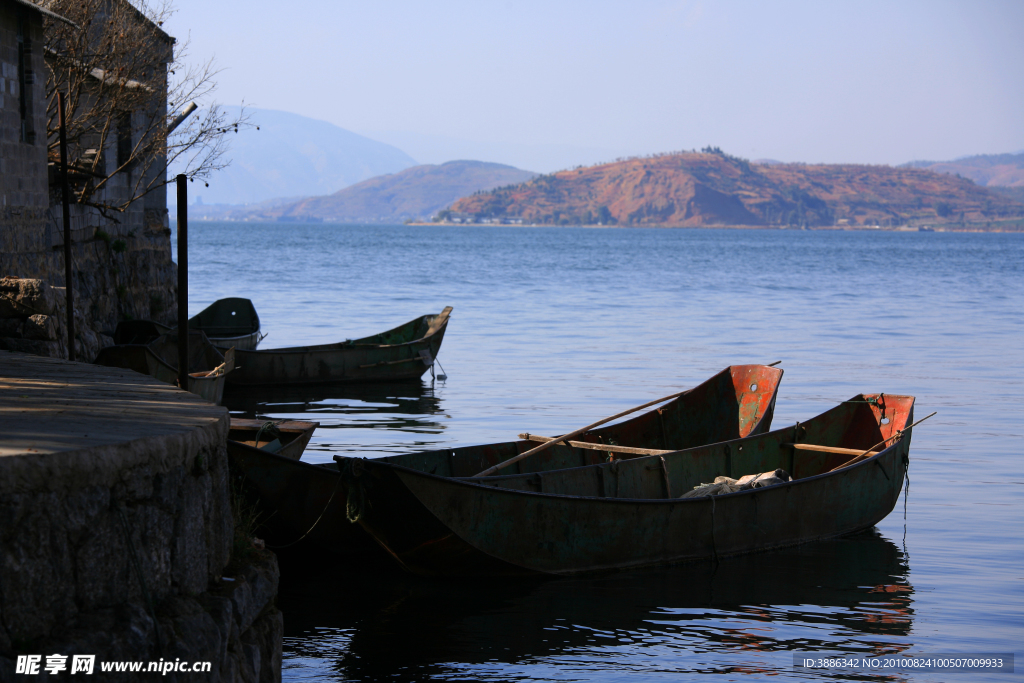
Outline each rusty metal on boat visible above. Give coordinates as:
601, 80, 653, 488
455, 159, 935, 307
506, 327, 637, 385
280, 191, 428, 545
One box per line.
227, 364, 784, 555
225, 307, 453, 386
336, 393, 915, 576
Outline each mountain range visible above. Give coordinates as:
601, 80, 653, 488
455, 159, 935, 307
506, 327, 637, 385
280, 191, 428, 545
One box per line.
448, 151, 1024, 229
227, 161, 537, 223
181, 108, 1024, 229
183, 108, 418, 206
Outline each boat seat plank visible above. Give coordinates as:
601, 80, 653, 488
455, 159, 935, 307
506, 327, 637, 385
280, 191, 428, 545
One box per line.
519, 433, 673, 457
785, 443, 880, 457
423, 306, 453, 338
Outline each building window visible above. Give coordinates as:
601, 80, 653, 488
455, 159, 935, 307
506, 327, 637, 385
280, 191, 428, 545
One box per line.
16, 11, 35, 144
117, 113, 133, 172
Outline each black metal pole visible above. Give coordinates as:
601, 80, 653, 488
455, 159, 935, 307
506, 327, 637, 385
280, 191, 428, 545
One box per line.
58, 92, 75, 361
176, 174, 188, 390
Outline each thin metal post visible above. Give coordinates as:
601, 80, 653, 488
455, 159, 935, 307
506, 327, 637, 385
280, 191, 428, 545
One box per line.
58, 92, 75, 361
176, 174, 188, 390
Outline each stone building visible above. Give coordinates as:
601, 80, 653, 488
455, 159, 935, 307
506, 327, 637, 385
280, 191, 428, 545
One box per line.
0, 0, 177, 361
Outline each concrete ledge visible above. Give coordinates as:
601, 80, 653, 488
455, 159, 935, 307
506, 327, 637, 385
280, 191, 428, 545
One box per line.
0, 352, 280, 681
0, 352, 226, 495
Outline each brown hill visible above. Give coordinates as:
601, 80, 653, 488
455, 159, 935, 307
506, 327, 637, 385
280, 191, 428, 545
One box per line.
448, 152, 1024, 228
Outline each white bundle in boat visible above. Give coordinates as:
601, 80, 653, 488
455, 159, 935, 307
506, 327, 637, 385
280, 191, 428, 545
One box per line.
680, 469, 792, 498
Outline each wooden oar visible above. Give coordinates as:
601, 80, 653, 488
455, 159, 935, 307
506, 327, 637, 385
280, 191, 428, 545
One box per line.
472, 390, 688, 477
829, 411, 937, 472
785, 443, 880, 457
519, 433, 672, 457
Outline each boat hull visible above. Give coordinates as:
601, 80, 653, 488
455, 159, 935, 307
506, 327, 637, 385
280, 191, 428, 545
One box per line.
228, 364, 784, 556
190, 297, 262, 350
342, 394, 914, 575
225, 309, 451, 386
212, 330, 261, 351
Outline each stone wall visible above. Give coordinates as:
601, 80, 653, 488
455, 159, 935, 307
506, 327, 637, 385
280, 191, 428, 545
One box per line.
0, 354, 281, 681
1, 0, 178, 357
2, 206, 179, 338
0, 277, 108, 362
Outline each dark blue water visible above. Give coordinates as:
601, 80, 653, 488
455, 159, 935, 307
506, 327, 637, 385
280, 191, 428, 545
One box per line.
178, 224, 1023, 681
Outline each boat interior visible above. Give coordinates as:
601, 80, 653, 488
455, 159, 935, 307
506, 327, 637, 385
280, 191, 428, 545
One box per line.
465, 393, 914, 500
228, 421, 310, 453
249, 308, 452, 353
374, 365, 785, 479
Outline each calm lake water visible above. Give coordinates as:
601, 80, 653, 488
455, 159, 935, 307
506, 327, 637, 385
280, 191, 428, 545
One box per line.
178, 224, 1023, 682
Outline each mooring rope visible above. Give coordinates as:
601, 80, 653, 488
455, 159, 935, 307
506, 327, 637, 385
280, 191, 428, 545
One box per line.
266, 475, 343, 550
253, 421, 278, 450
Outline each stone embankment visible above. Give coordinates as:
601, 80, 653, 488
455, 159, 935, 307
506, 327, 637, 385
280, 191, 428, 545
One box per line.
0, 208, 178, 362
0, 352, 281, 682
0, 277, 108, 362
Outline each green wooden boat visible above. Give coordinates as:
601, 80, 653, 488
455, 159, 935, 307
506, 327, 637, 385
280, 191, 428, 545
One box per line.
225, 307, 453, 386
227, 364, 784, 555
109, 298, 263, 351
190, 297, 263, 351
94, 330, 234, 404
336, 393, 916, 576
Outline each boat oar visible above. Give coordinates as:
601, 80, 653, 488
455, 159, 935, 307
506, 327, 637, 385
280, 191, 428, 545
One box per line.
829, 411, 937, 472
472, 390, 688, 477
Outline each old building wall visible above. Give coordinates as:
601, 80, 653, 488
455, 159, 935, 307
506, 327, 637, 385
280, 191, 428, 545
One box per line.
0, 0, 178, 361
0, 0, 49, 254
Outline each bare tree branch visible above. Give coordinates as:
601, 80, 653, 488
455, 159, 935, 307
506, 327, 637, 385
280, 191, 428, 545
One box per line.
41, 0, 250, 215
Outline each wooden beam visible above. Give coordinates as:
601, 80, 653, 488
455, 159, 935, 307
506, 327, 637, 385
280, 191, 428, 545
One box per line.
473, 389, 688, 477
423, 306, 453, 338
519, 433, 672, 457
785, 443, 879, 457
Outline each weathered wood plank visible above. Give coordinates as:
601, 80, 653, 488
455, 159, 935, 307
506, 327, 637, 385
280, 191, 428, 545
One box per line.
785, 443, 879, 457
518, 433, 672, 456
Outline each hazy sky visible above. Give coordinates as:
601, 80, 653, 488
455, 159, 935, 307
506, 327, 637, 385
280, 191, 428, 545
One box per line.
164, 0, 1023, 172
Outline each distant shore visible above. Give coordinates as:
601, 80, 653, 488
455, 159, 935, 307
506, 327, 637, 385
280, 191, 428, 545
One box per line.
406, 222, 1024, 233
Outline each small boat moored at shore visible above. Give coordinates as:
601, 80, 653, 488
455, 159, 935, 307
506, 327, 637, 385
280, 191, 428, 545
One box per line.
94, 330, 234, 404
228, 418, 319, 461
190, 298, 263, 351
335, 393, 917, 576
225, 307, 453, 386
227, 364, 784, 555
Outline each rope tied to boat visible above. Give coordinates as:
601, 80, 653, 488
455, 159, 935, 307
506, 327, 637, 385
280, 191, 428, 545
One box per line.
337, 457, 368, 523
266, 475, 343, 550
253, 421, 280, 449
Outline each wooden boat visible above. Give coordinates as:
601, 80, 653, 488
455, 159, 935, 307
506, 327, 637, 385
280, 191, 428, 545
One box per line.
228, 418, 318, 460
190, 298, 263, 351
226, 364, 784, 555
94, 330, 234, 404
109, 298, 262, 351
225, 307, 453, 386
336, 393, 916, 576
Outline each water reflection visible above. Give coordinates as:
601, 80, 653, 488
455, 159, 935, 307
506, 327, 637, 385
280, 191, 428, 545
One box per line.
222, 381, 448, 460
279, 530, 914, 681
